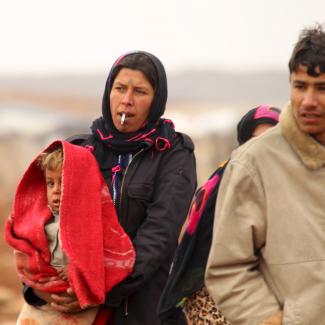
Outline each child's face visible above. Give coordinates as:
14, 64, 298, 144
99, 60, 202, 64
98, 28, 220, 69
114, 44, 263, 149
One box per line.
45, 167, 62, 213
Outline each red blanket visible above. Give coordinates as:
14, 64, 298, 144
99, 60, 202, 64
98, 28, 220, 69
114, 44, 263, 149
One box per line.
5, 140, 135, 309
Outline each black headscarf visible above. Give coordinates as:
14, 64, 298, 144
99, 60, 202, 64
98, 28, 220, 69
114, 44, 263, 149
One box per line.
237, 105, 281, 145
91, 51, 175, 154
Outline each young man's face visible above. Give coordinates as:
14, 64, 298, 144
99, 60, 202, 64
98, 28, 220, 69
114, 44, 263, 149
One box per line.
290, 64, 325, 145
45, 167, 62, 213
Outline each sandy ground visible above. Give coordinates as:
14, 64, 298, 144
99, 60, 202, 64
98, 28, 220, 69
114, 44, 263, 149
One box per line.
0, 90, 95, 323
0, 204, 24, 324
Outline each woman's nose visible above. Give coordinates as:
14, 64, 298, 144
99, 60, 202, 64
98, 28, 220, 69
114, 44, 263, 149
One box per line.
122, 89, 134, 105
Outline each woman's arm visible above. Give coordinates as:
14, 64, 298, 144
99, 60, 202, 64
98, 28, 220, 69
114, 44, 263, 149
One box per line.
23, 285, 83, 312
50, 288, 83, 313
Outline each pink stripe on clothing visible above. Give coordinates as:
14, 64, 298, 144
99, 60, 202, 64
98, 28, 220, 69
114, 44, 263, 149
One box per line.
186, 174, 220, 235
97, 129, 113, 140
128, 129, 156, 142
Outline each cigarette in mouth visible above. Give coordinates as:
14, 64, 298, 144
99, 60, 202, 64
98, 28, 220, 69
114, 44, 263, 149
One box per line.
121, 113, 126, 125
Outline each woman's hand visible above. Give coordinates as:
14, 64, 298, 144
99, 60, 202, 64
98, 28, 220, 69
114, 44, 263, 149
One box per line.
50, 287, 83, 313
56, 266, 68, 281
33, 287, 81, 312
32, 288, 54, 304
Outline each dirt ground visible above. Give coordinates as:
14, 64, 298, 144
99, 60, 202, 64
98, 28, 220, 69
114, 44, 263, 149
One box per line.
0, 89, 99, 321
0, 204, 24, 324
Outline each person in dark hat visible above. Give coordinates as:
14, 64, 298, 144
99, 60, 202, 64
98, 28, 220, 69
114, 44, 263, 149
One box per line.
158, 105, 280, 325
23, 51, 197, 325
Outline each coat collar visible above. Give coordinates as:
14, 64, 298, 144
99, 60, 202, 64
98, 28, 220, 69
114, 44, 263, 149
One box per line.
280, 102, 325, 170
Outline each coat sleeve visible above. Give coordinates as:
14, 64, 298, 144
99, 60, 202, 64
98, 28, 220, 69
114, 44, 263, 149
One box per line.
205, 158, 281, 325
105, 136, 197, 306
23, 285, 47, 306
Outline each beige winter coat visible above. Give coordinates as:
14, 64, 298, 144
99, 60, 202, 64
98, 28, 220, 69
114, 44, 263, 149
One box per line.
205, 103, 325, 325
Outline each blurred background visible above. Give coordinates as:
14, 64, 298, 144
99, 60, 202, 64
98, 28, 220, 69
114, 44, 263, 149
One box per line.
1, 0, 324, 322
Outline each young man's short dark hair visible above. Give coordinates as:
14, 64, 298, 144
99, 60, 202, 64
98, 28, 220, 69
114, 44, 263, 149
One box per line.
289, 24, 325, 76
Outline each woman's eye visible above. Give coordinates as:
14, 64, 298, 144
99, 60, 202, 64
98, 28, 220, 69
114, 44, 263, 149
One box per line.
114, 85, 125, 92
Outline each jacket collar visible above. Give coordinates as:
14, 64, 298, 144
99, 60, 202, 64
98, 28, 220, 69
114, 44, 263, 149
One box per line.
280, 102, 325, 170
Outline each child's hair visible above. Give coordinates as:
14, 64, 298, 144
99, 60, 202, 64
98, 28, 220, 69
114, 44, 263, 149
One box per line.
38, 147, 63, 171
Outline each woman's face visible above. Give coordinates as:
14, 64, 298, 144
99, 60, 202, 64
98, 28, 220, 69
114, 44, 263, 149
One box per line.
110, 68, 155, 133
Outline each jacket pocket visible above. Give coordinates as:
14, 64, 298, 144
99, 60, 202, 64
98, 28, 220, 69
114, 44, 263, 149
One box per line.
127, 183, 153, 201
125, 183, 154, 236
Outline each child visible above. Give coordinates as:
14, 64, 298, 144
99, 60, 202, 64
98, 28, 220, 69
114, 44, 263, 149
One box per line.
5, 140, 136, 325
39, 147, 68, 283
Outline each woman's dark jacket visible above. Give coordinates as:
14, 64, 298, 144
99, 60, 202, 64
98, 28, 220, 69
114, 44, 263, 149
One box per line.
25, 131, 196, 324
88, 51, 196, 324
24, 50, 197, 325
77, 131, 197, 324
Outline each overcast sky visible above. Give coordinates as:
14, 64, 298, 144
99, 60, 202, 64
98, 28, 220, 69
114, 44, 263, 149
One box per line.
1, 0, 325, 76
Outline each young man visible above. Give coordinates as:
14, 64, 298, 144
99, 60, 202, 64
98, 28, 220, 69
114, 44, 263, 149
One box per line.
205, 24, 325, 325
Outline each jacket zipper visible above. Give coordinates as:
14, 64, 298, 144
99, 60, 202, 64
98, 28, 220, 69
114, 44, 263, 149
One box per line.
118, 149, 144, 217
124, 296, 129, 316
119, 150, 144, 319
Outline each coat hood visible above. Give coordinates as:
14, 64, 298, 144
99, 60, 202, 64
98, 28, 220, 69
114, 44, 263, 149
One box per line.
101, 51, 168, 131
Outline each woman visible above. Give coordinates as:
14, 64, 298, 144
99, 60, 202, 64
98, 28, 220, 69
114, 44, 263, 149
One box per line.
24, 51, 197, 324
158, 105, 280, 325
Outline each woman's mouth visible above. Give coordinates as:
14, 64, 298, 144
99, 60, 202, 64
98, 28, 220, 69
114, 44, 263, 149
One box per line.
121, 113, 126, 125
119, 113, 133, 125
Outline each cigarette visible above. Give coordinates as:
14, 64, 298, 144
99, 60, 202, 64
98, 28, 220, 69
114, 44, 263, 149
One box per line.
121, 113, 126, 125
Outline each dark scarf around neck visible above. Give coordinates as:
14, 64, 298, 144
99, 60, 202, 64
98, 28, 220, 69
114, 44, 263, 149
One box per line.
93, 50, 174, 154
90, 116, 176, 154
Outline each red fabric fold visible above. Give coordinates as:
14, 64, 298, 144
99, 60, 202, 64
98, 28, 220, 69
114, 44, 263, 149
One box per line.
5, 140, 135, 309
